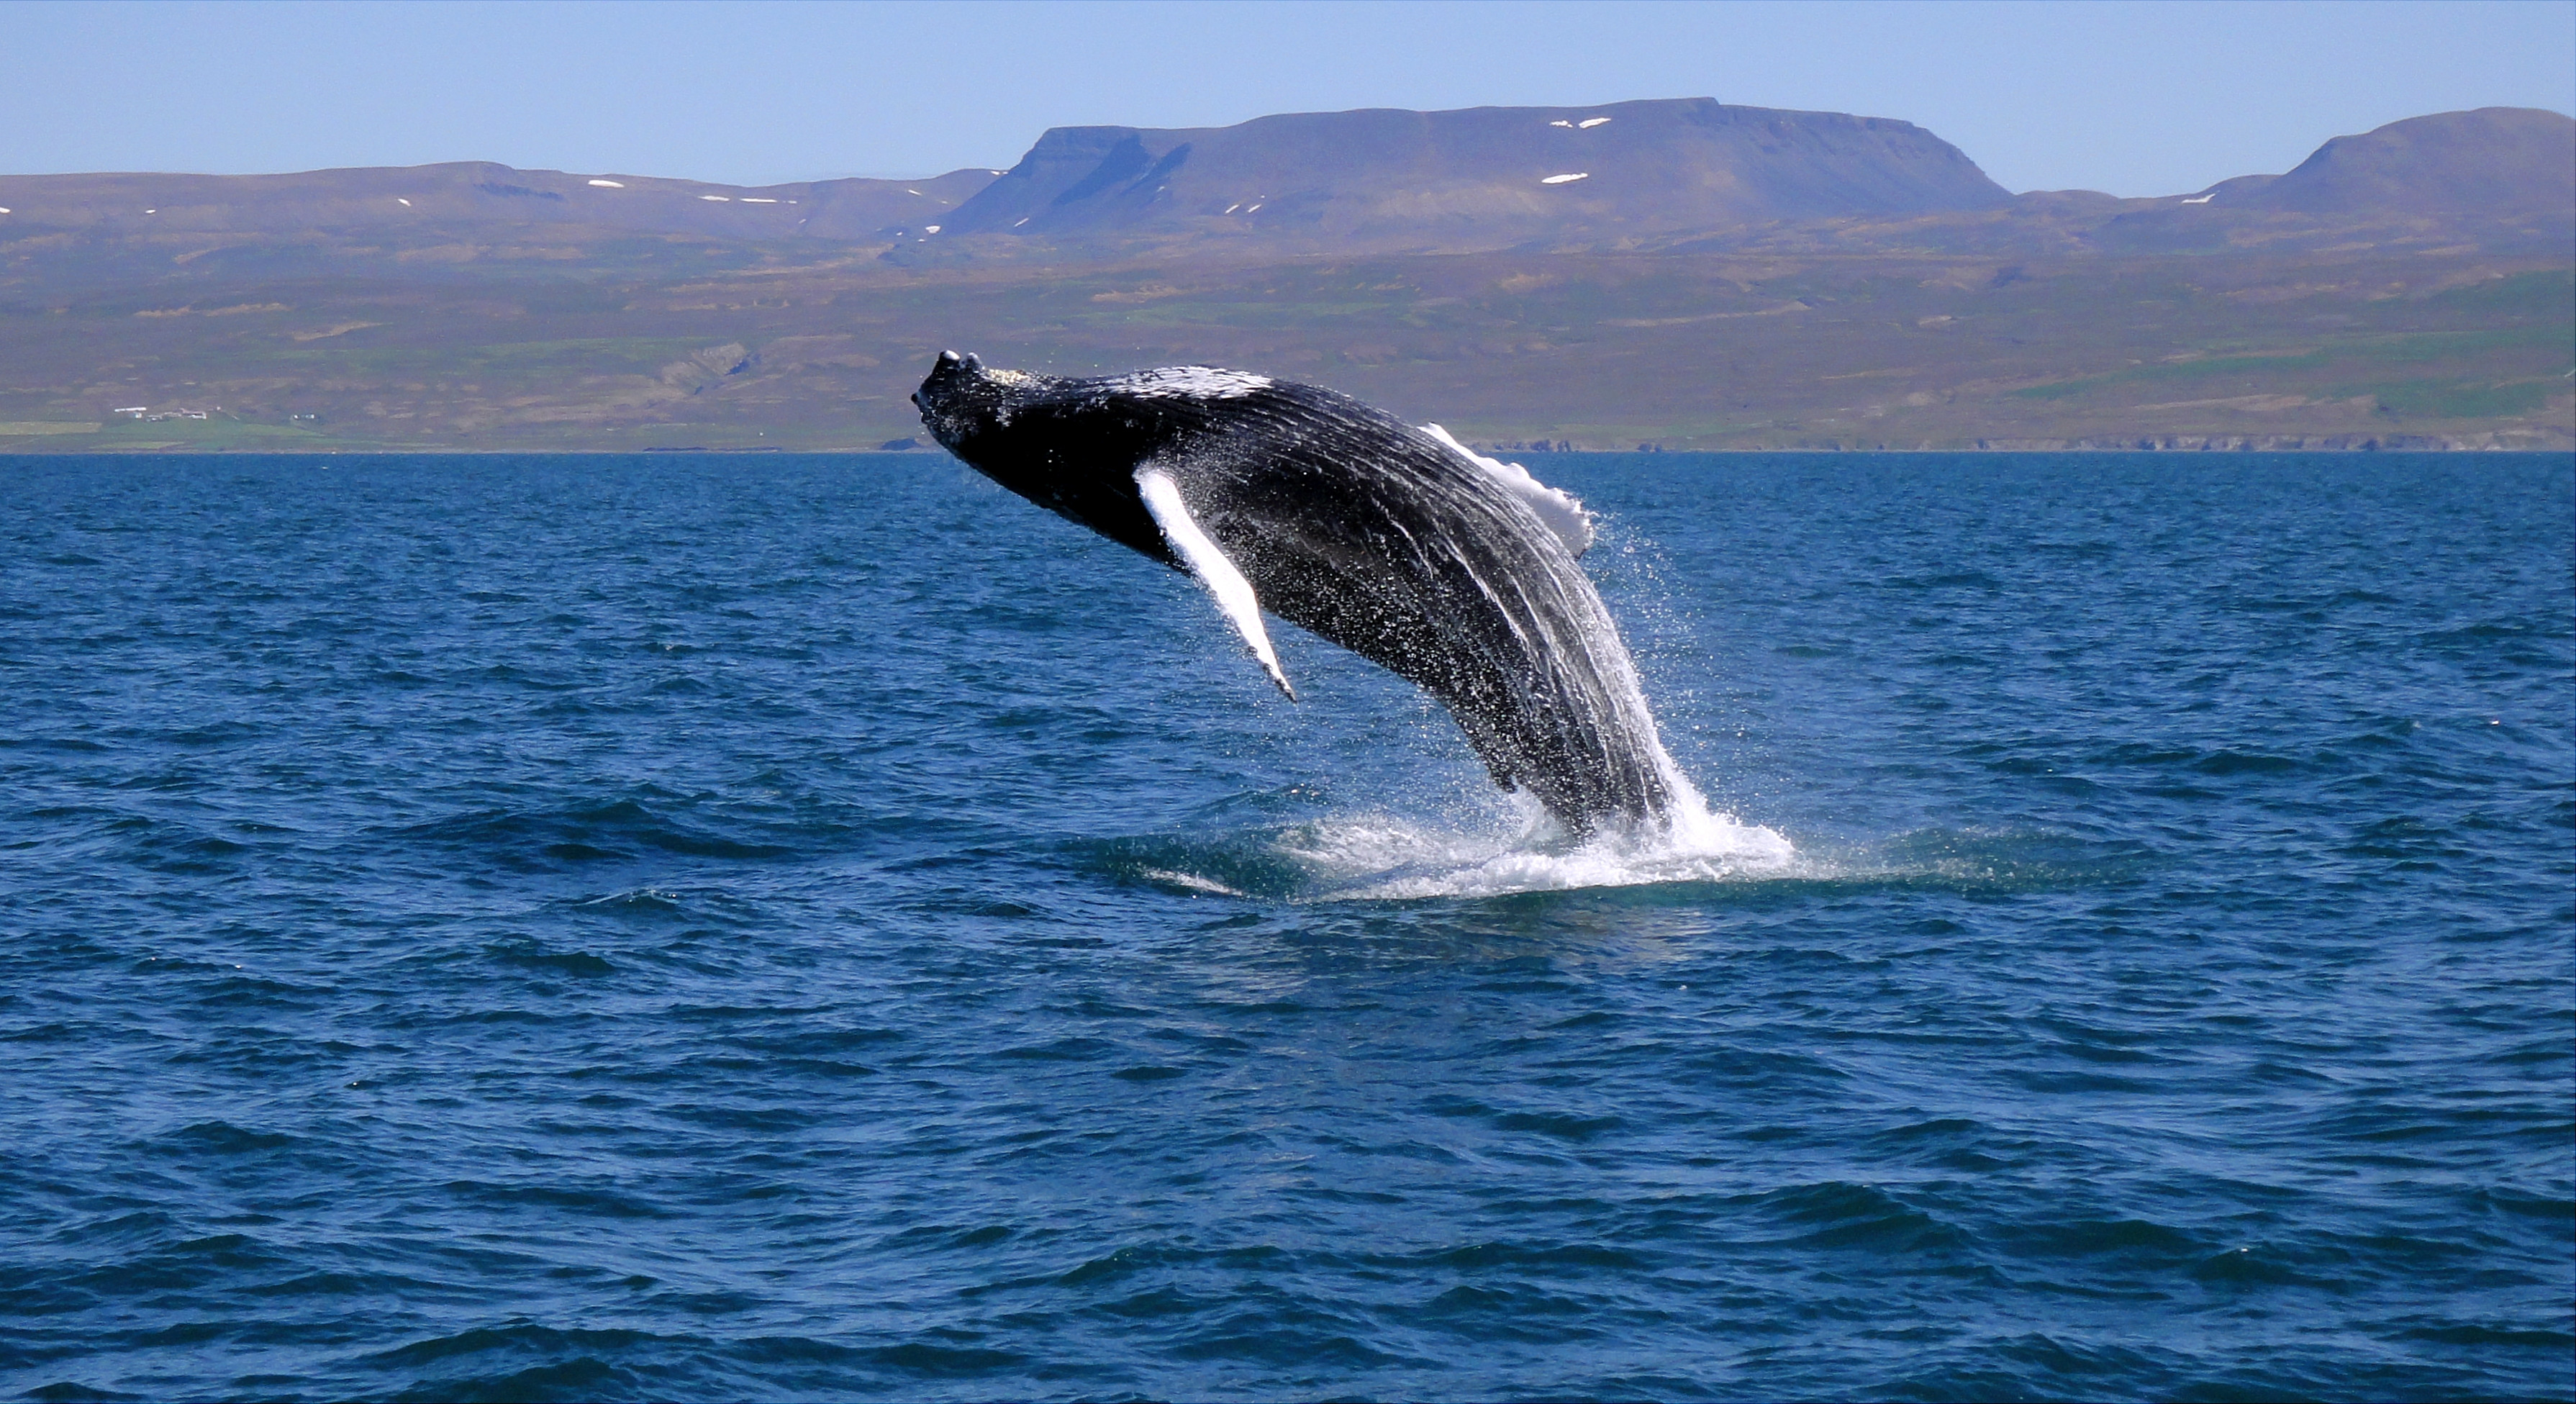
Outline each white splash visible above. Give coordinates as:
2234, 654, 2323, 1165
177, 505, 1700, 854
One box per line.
1550, 119, 1574, 129
1106, 374, 1784, 892
1541, 173, 1589, 185
742, 196, 779, 204
1136, 468, 1294, 699
699, 194, 730, 201
2180, 193, 2216, 204
1419, 423, 1595, 556
1110, 366, 1274, 399
1578, 117, 1612, 129
587, 178, 625, 189
1257, 800, 1795, 902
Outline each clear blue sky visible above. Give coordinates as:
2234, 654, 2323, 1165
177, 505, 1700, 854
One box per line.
4, 0, 2570, 196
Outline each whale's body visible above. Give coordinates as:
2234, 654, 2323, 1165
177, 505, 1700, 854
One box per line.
912, 352, 1680, 835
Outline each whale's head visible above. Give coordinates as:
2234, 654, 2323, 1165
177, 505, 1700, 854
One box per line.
910, 350, 1050, 455
912, 350, 1177, 563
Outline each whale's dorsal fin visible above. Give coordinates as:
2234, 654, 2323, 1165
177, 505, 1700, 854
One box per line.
1135, 467, 1295, 700
1418, 423, 1595, 558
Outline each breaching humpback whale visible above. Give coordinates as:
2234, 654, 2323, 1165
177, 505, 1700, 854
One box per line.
912, 351, 1682, 835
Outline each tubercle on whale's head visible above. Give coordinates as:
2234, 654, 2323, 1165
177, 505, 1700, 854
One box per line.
911, 350, 1050, 456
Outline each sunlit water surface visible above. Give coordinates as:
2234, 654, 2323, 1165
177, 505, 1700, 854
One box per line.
3, 451, 2569, 1402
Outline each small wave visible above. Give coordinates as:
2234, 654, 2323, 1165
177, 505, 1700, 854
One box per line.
146, 1120, 297, 1156
1825, 826, 2157, 892
385, 797, 797, 870
1751, 1179, 1971, 1253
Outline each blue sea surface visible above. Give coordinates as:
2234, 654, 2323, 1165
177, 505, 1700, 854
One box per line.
1, 450, 2569, 1403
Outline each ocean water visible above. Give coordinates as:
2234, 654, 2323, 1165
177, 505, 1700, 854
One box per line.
1, 450, 2568, 1403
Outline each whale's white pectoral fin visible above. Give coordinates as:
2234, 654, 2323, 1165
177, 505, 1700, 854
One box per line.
1420, 422, 1595, 557
1135, 467, 1296, 700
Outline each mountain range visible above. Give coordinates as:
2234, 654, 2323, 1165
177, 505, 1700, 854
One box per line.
0, 99, 2567, 451
929, 97, 2010, 246
6, 100, 2567, 256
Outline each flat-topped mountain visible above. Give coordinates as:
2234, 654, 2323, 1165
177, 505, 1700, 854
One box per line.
939, 97, 2011, 248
